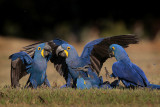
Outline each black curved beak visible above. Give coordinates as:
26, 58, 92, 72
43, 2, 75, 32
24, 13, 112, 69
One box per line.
56, 46, 68, 58
43, 43, 52, 57
108, 48, 114, 58
48, 41, 57, 50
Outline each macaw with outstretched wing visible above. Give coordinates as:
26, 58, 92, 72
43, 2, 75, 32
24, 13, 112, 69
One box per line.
9, 43, 52, 88
21, 34, 139, 88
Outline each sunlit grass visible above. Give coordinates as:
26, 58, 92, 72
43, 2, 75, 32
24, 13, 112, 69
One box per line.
1, 36, 160, 106
0, 87, 160, 106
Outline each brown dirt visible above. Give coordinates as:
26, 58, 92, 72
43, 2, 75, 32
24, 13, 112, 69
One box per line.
0, 36, 160, 86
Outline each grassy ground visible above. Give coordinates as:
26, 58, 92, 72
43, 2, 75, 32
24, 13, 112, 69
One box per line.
0, 36, 160, 106
0, 87, 160, 107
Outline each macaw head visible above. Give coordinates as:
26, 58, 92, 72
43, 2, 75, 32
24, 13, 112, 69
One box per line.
34, 43, 52, 60
109, 44, 129, 61
56, 44, 79, 60
76, 78, 92, 89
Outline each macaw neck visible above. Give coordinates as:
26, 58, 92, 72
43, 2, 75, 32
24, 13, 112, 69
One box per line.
32, 56, 47, 73
33, 55, 47, 64
114, 49, 131, 62
66, 55, 81, 67
116, 55, 131, 63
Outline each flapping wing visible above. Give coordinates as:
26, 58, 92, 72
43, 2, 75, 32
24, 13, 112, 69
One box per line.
9, 51, 33, 87
80, 34, 139, 75
21, 39, 68, 58
21, 41, 44, 58
48, 39, 70, 82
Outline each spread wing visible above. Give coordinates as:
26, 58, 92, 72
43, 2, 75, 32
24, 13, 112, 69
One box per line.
48, 39, 70, 82
112, 61, 146, 87
21, 41, 44, 58
21, 39, 68, 57
80, 34, 139, 75
9, 52, 33, 87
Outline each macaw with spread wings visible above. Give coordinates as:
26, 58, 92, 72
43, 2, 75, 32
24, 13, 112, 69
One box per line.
10, 34, 138, 88
9, 43, 52, 88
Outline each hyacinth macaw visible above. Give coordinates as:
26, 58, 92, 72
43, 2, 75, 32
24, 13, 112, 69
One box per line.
9, 43, 52, 88
109, 44, 160, 89
23, 34, 139, 88
76, 77, 114, 89
54, 34, 138, 88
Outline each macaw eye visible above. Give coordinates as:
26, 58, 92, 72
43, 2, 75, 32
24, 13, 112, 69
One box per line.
67, 46, 71, 50
112, 47, 115, 50
38, 47, 41, 50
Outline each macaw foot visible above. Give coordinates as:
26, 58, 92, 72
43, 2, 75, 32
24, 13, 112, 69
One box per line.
29, 79, 38, 89
43, 78, 51, 88
72, 65, 90, 72
24, 78, 30, 88
110, 80, 120, 88
99, 81, 113, 89
60, 84, 73, 88
99, 76, 104, 85
99, 84, 113, 89
12, 83, 20, 88
60, 84, 67, 88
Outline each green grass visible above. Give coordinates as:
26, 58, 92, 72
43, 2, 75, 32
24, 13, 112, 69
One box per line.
0, 86, 160, 106
1, 37, 160, 106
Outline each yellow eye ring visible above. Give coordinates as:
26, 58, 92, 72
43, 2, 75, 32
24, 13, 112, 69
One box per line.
38, 47, 41, 50
67, 46, 71, 50
112, 47, 115, 50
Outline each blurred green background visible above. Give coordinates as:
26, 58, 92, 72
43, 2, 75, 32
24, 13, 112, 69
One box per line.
0, 2, 160, 106
0, 1, 160, 87
0, 1, 160, 41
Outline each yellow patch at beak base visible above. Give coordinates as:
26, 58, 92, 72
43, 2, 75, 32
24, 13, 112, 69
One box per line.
84, 80, 86, 85
41, 49, 44, 57
112, 51, 114, 55
112, 47, 115, 50
64, 50, 68, 57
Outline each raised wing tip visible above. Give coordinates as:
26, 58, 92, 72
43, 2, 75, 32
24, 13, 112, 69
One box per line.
9, 55, 12, 59
121, 34, 139, 43
22, 41, 43, 49
48, 41, 57, 49
128, 34, 139, 43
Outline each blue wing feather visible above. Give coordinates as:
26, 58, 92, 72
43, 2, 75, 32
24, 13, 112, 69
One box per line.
131, 63, 150, 86
80, 38, 104, 59
10, 51, 33, 73
53, 39, 68, 45
112, 61, 146, 87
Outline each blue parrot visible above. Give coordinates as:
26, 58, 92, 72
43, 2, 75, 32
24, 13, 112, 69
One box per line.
22, 34, 139, 88
53, 34, 138, 88
109, 44, 160, 89
76, 77, 114, 89
76, 78, 92, 89
9, 43, 52, 88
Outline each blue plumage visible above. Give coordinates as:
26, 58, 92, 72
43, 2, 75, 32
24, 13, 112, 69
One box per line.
22, 35, 138, 89
10, 51, 33, 73
76, 77, 113, 89
77, 78, 92, 89
53, 35, 138, 89
10, 43, 51, 88
109, 44, 160, 89
60, 44, 102, 88
80, 38, 104, 59
53, 39, 68, 45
